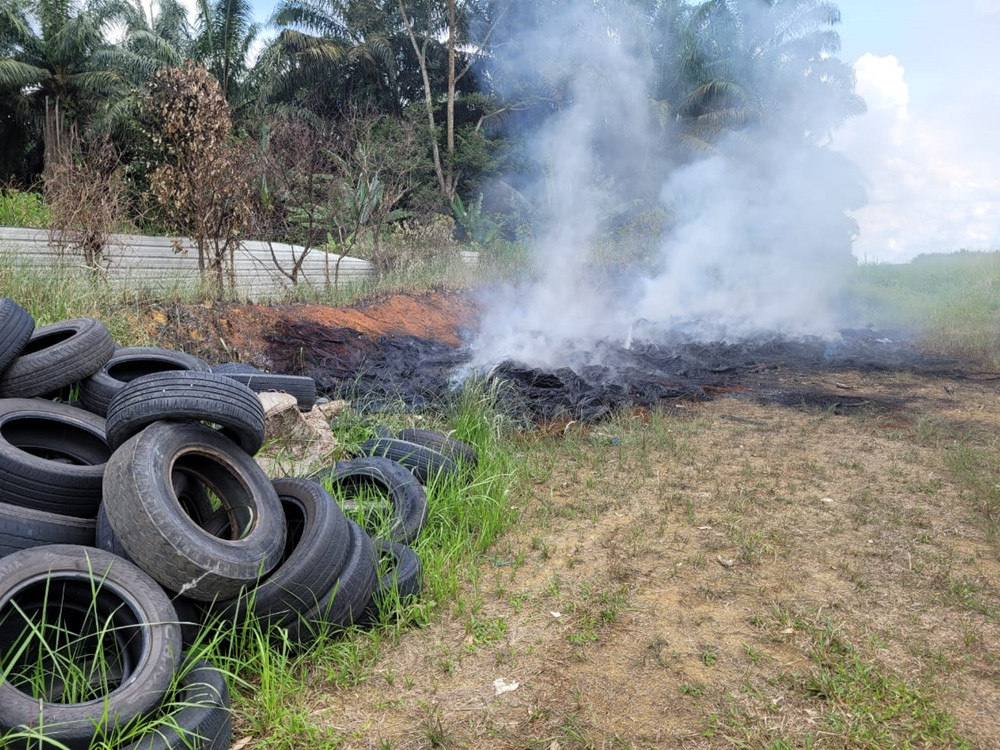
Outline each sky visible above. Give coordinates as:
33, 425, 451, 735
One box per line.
227, 0, 1000, 264
831, 0, 1000, 262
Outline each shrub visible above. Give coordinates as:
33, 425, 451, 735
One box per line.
0, 188, 49, 228
139, 61, 250, 294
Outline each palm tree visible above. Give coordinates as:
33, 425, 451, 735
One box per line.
95, 0, 191, 82
0, 0, 123, 173
659, 0, 864, 147
265, 0, 400, 117
190, 0, 258, 111
86, 0, 192, 161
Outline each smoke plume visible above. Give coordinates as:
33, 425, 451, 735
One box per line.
470, 0, 865, 370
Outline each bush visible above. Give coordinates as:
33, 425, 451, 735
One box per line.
0, 188, 49, 228
139, 62, 250, 294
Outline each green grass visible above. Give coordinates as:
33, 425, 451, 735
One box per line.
796, 620, 971, 748
0, 188, 49, 228
853, 251, 1000, 363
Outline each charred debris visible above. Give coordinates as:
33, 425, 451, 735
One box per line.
261, 318, 956, 424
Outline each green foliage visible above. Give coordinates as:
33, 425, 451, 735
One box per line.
450, 192, 499, 245
852, 251, 1000, 365
0, 188, 49, 227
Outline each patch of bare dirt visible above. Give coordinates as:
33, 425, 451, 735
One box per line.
144, 291, 479, 365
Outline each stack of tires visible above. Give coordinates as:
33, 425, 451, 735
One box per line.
0, 297, 479, 750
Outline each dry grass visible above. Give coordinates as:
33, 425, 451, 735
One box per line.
279, 366, 999, 749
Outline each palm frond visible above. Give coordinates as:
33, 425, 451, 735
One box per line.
0, 58, 50, 87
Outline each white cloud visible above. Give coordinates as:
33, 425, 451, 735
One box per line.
832, 53, 1000, 262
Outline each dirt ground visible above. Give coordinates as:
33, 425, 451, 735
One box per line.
308, 369, 1000, 749
159, 294, 1000, 749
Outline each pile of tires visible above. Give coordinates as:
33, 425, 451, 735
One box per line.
0, 297, 479, 750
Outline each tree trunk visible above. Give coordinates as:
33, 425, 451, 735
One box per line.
397, 0, 449, 199
445, 0, 457, 197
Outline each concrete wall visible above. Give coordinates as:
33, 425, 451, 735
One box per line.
0, 227, 376, 301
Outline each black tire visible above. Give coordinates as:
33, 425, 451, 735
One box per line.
216, 371, 317, 411
0, 317, 115, 398
0, 398, 111, 518
226, 478, 352, 629
354, 437, 459, 485
101, 421, 286, 602
0, 500, 96, 557
0, 298, 35, 376
105, 371, 266, 455
119, 658, 231, 750
395, 428, 479, 470
360, 539, 424, 626
309, 456, 428, 545
211, 362, 259, 375
97, 471, 220, 561
95, 502, 208, 648
286, 519, 377, 643
0, 544, 182, 750
80, 347, 211, 417
373, 538, 423, 602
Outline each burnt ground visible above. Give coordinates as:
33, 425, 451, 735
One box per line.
149, 291, 961, 424
151, 292, 1000, 748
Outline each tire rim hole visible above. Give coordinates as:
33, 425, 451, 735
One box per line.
19, 328, 76, 356
106, 360, 187, 382
0, 578, 144, 704
1, 418, 111, 465
171, 455, 257, 541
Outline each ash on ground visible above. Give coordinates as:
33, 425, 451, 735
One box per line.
265, 319, 955, 423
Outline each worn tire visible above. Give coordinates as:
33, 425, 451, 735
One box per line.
102, 421, 286, 602
354, 437, 459, 485
211, 362, 259, 375
215, 370, 317, 411
0, 298, 35, 377
373, 538, 423, 602
309, 456, 428, 545
80, 347, 211, 417
105, 371, 266, 455
395, 428, 479, 470
226, 478, 352, 629
119, 658, 231, 750
95, 503, 209, 649
0, 544, 182, 750
0, 398, 110, 517
286, 519, 377, 642
360, 539, 423, 626
0, 317, 115, 398
0, 500, 96, 557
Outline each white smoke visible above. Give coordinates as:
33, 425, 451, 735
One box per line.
469, 1, 865, 370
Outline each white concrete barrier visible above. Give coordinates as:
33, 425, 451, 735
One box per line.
0, 227, 376, 300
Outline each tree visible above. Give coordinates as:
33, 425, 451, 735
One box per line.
190, 0, 258, 111
396, 0, 507, 199
265, 0, 401, 118
139, 61, 251, 293
0, 0, 123, 174
655, 0, 865, 147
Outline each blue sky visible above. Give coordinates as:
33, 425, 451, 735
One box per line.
236, 0, 999, 262
830, 0, 1000, 260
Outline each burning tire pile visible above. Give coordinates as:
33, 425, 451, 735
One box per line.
0, 298, 476, 750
